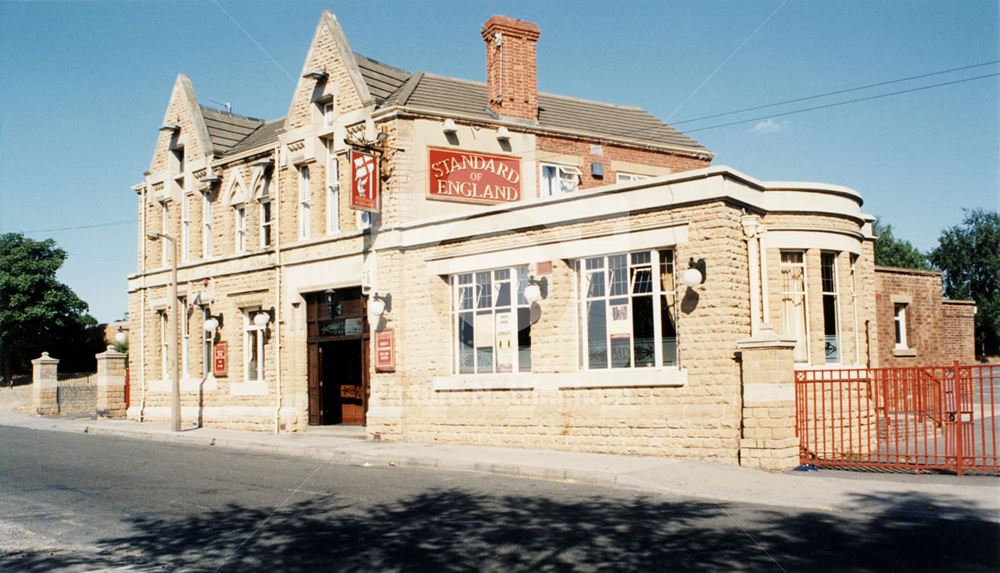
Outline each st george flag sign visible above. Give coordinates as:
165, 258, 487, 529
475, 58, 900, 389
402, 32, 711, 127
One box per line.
351, 150, 379, 213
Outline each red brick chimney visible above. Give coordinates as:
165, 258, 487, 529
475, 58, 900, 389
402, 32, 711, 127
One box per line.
482, 16, 541, 122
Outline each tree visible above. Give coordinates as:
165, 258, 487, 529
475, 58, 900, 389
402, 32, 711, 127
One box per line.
929, 209, 1000, 358
873, 218, 931, 269
0, 233, 98, 379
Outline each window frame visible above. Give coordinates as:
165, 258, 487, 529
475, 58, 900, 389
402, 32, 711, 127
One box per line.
780, 250, 810, 363
159, 311, 169, 381
201, 194, 212, 259
616, 172, 648, 183
180, 298, 190, 379
298, 165, 311, 240
450, 266, 532, 375
259, 200, 272, 248
326, 142, 340, 235
180, 191, 190, 263
821, 251, 841, 364
323, 101, 336, 128
202, 307, 213, 378
894, 303, 909, 349
160, 202, 169, 267
243, 309, 265, 382
234, 205, 246, 254
576, 249, 678, 371
539, 163, 581, 197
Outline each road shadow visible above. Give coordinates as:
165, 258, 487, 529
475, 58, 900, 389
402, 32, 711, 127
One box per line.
3, 489, 997, 572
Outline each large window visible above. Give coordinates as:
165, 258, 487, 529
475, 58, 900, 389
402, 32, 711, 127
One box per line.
780, 251, 809, 362
577, 250, 677, 369
326, 143, 340, 235
821, 252, 840, 363
540, 163, 581, 196
452, 267, 532, 374
243, 309, 265, 382
298, 165, 311, 240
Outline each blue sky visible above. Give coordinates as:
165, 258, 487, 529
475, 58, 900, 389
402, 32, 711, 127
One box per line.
1, 0, 997, 322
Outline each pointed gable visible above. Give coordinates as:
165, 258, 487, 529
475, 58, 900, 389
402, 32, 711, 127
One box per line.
149, 74, 215, 173
284, 11, 373, 131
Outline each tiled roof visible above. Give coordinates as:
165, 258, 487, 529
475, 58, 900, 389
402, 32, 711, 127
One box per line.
199, 106, 266, 154
354, 52, 410, 104
225, 118, 285, 157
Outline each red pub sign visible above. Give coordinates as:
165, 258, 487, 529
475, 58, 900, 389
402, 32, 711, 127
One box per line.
427, 147, 521, 205
350, 150, 379, 213
375, 329, 395, 372
213, 341, 227, 377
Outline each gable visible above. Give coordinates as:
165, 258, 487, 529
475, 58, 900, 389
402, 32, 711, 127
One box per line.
148, 74, 214, 174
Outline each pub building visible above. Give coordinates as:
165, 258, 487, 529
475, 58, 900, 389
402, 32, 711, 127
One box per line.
127, 11, 973, 465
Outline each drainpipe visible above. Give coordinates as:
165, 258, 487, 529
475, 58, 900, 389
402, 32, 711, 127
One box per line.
139, 180, 148, 421
273, 144, 283, 434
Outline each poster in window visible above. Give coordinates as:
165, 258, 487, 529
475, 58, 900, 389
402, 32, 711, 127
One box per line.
344, 318, 363, 336
474, 313, 494, 348
350, 150, 379, 213
495, 312, 513, 373
609, 303, 630, 340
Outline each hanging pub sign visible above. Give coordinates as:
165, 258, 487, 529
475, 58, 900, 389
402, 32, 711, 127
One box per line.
213, 341, 228, 377
350, 150, 379, 212
427, 147, 521, 205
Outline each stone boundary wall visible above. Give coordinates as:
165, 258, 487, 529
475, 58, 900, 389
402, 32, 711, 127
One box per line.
56, 373, 97, 414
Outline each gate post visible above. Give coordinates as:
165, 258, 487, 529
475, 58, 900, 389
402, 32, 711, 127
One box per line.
738, 326, 798, 471
96, 345, 128, 418
31, 352, 60, 416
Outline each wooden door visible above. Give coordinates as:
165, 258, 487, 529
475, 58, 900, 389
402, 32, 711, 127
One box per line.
308, 343, 321, 425
339, 340, 365, 424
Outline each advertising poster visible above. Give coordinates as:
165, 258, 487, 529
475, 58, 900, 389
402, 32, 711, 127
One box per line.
495, 312, 513, 372
350, 150, 379, 212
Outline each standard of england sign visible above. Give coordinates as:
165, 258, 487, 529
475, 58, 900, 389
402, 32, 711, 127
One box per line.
351, 150, 379, 213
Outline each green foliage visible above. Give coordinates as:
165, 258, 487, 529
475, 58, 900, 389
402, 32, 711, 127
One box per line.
0, 233, 98, 376
929, 209, 1000, 358
873, 218, 930, 270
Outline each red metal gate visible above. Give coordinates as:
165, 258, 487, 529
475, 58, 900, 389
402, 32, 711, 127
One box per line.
795, 363, 999, 475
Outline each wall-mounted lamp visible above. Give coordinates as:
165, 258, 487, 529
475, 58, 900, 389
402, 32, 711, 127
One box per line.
682, 258, 707, 288
368, 293, 391, 319
324, 288, 342, 317
159, 123, 180, 133
442, 118, 458, 135
253, 307, 275, 328
114, 327, 127, 345
523, 275, 548, 304
302, 70, 328, 81
204, 314, 223, 333
496, 126, 511, 142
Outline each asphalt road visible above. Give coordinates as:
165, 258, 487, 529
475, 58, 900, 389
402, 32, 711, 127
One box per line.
0, 427, 997, 572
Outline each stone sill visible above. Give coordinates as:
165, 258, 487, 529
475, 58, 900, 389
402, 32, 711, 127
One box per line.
229, 382, 269, 396
433, 368, 688, 392
893, 347, 917, 357
149, 377, 218, 393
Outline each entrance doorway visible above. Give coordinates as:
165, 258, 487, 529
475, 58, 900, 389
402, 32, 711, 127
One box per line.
306, 287, 370, 426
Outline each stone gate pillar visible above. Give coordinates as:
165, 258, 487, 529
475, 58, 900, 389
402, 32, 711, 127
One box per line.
737, 326, 799, 471
31, 352, 60, 415
96, 345, 127, 418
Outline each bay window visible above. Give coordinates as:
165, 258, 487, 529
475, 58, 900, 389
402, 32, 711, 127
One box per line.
452, 267, 532, 374
577, 250, 677, 369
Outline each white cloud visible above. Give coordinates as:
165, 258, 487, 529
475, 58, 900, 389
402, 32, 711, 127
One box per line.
751, 118, 789, 134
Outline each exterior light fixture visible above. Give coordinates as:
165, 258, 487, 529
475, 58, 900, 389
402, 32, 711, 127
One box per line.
368, 293, 390, 320
442, 118, 458, 135
159, 124, 180, 133
200, 170, 221, 185
204, 316, 220, 333
324, 288, 341, 317
302, 70, 328, 81
682, 258, 707, 288
523, 275, 548, 304
114, 327, 127, 345
253, 307, 274, 328
496, 126, 511, 142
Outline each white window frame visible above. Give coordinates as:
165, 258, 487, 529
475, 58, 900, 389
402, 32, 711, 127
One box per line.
202, 194, 212, 259
539, 163, 581, 197
298, 165, 311, 240
780, 251, 810, 363
234, 206, 246, 254
821, 251, 841, 364
451, 266, 532, 375
616, 172, 648, 183
323, 101, 336, 128
894, 303, 909, 349
259, 200, 272, 248
202, 307, 213, 378
159, 311, 169, 381
159, 202, 169, 267
180, 299, 190, 379
326, 143, 340, 234
180, 191, 190, 263
576, 249, 677, 370
243, 309, 265, 382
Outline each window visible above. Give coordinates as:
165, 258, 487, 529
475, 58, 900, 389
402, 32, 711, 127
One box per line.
202, 194, 212, 259
202, 307, 213, 377
326, 144, 340, 234
243, 309, 265, 382
180, 193, 190, 262
180, 299, 190, 378
577, 250, 677, 369
780, 251, 809, 362
323, 101, 335, 128
260, 201, 272, 247
821, 252, 840, 363
894, 303, 909, 349
160, 202, 169, 267
298, 165, 311, 239
540, 163, 581, 196
452, 267, 532, 374
159, 311, 169, 381
234, 206, 246, 253
616, 173, 648, 183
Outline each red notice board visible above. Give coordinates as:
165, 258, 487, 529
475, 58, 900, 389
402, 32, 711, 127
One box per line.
213, 341, 228, 377
375, 329, 395, 372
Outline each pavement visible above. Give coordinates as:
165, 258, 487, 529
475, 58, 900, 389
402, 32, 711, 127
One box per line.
1, 407, 998, 521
